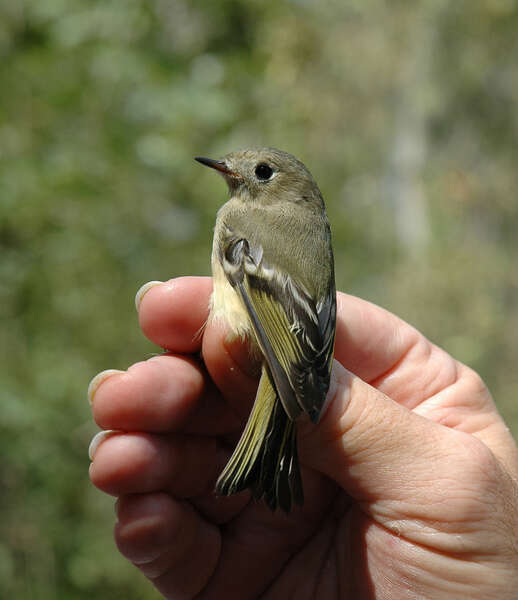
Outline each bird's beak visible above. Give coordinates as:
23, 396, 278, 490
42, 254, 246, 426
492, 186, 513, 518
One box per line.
194, 156, 241, 179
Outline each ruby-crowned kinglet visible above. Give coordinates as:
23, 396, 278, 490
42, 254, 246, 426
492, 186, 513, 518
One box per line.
195, 147, 336, 512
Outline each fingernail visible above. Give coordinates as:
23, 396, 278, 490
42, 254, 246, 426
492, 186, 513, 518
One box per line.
135, 280, 163, 312
88, 430, 121, 461
87, 369, 125, 406
319, 360, 350, 421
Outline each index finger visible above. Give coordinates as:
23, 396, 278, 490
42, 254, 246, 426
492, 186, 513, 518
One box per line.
334, 292, 420, 382
138, 276, 212, 353
334, 293, 464, 408
137, 277, 419, 385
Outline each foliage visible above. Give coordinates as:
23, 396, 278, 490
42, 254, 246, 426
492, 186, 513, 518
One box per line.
1, 0, 517, 597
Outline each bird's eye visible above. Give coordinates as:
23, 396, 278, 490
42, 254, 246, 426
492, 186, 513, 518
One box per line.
254, 163, 274, 181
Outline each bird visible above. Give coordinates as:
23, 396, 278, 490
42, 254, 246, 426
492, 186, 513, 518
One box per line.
195, 147, 336, 512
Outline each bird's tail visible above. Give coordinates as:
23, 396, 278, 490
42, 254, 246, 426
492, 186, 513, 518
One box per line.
215, 365, 303, 512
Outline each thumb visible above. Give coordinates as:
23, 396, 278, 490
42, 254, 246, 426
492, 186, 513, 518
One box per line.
300, 360, 484, 508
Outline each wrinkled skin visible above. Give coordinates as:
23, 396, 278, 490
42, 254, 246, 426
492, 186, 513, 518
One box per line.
89, 277, 518, 599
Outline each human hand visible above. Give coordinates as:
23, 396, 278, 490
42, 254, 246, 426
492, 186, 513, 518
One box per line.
89, 276, 518, 599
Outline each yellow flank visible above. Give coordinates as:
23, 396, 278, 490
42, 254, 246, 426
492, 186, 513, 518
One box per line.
210, 259, 251, 339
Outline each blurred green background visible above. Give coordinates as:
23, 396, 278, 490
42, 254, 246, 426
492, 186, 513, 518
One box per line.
1, 0, 517, 597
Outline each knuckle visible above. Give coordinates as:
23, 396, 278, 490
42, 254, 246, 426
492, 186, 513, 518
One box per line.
444, 434, 503, 519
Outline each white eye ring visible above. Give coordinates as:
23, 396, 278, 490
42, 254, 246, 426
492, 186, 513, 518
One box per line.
254, 163, 275, 181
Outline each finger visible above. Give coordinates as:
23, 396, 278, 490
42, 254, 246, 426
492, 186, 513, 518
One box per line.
114, 493, 220, 599
136, 279, 492, 422
201, 317, 260, 420
300, 362, 505, 552
138, 281, 455, 410
413, 363, 518, 475
138, 278, 451, 402
91, 354, 241, 435
90, 430, 252, 522
136, 276, 259, 411
137, 276, 212, 353
335, 293, 486, 411
334, 292, 418, 382
89, 431, 229, 499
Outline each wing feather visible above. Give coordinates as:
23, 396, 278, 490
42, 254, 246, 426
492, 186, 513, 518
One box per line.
221, 229, 336, 423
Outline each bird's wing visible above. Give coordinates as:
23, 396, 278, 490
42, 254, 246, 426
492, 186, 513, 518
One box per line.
219, 226, 336, 423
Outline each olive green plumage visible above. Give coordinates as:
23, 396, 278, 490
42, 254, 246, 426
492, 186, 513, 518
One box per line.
196, 147, 336, 512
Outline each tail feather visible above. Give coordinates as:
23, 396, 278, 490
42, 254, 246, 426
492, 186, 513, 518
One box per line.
260, 399, 303, 512
215, 365, 303, 512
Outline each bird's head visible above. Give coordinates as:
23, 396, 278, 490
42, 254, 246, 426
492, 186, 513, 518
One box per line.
195, 147, 323, 208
